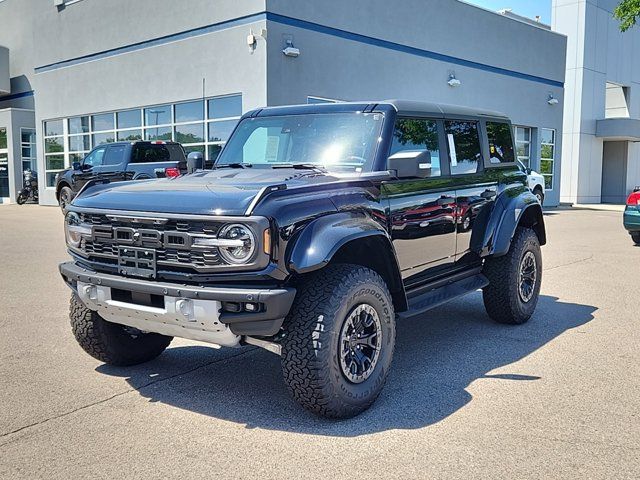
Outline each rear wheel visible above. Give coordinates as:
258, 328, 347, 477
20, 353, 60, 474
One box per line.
631, 232, 640, 245
70, 294, 172, 366
281, 264, 396, 419
59, 186, 74, 211
482, 227, 542, 324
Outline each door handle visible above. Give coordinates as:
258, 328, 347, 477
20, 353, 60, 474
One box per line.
437, 196, 455, 206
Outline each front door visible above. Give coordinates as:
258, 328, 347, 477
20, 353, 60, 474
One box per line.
0, 127, 9, 199
382, 118, 457, 286
72, 146, 106, 190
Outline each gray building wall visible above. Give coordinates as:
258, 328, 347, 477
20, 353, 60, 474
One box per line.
1, 0, 567, 206
266, 0, 566, 205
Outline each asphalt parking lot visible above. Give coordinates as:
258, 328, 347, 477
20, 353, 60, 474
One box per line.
0, 204, 638, 479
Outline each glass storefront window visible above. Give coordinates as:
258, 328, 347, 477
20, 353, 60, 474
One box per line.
42, 93, 243, 187
540, 128, 555, 190
117, 109, 142, 129
144, 105, 171, 126
515, 126, 531, 168
208, 95, 242, 119
175, 101, 204, 123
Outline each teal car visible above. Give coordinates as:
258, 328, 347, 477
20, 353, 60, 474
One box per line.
624, 188, 640, 245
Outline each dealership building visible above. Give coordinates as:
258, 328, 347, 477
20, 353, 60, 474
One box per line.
0, 0, 567, 206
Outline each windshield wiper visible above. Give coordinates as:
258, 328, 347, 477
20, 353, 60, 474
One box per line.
214, 163, 252, 169
271, 163, 326, 171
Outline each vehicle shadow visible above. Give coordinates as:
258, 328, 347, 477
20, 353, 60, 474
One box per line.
96, 294, 596, 436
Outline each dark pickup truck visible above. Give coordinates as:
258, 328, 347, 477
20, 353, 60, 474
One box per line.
59, 101, 545, 418
54, 140, 187, 210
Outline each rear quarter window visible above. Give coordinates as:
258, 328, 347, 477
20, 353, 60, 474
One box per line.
131, 144, 185, 163
486, 122, 515, 165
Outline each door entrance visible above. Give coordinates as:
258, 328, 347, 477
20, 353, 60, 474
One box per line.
601, 141, 628, 204
0, 127, 9, 199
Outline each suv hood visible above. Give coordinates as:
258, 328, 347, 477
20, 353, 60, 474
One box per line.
71, 168, 346, 215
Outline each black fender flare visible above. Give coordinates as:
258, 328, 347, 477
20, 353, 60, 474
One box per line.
288, 212, 392, 273
475, 187, 546, 257
287, 211, 407, 310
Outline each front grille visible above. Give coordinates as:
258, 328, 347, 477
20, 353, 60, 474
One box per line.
77, 213, 224, 273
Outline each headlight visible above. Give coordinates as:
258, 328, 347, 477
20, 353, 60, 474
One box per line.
64, 211, 92, 248
216, 223, 256, 264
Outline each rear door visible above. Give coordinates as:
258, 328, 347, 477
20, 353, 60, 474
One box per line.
95, 143, 128, 183
382, 117, 457, 286
445, 119, 511, 265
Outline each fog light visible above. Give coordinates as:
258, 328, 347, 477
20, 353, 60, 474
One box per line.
244, 302, 258, 312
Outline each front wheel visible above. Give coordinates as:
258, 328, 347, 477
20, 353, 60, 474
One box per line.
482, 227, 542, 324
281, 264, 396, 419
16, 192, 26, 205
59, 186, 74, 211
70, 294, 172, 366
533, 188, 544, 205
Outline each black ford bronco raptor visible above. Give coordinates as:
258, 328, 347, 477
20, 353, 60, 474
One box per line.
60, 101, 545, 419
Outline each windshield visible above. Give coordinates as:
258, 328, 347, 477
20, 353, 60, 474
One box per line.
215, 112, 384, 171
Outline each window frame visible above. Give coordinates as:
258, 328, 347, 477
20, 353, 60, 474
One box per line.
444, 118, 485, 177
387, 116, 449, 178
514, 125, 532, 169
484, 120, 517, 167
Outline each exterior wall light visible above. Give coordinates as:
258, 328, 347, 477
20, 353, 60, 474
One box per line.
282, 39, 300, 58
447, 74, 461, 87
547, 94, 559, 105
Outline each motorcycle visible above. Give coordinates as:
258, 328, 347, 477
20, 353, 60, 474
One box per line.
16, 169, 39, 205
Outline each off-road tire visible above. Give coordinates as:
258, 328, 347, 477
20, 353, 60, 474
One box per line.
281, 264, 396, 419
482, 227, 542, 325
631, 232, 640, 245
533, 187, 544, 205
70, 293, 172, 366
59, 186, 74, 211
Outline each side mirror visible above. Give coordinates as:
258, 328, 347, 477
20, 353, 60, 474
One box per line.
388, 150, 432, 179
81, 163, 93, 171
72, 161, 82, 171
187, 151, 204, 173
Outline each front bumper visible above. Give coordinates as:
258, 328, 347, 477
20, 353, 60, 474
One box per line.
59, 261, 296, 339
623, 207, 640, 232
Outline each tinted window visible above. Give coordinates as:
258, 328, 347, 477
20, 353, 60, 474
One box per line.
69, 116, 90, 134
92, 113, 115, 132
104, 145, 126, 166
486, 122, 515, 164
445, 121, 482, 175
389, 118, 441, 177
132, 144, 185, 163
83, 147, 106, 167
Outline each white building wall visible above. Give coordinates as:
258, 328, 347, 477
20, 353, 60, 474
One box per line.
553, 0, 640, 203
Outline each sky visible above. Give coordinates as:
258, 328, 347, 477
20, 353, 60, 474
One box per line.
464, 0, 552, 24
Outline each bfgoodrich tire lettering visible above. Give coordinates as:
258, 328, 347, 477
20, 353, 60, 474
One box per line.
69, 293, 172, 366
281, 264, 396, 419
482, 227, 542, 324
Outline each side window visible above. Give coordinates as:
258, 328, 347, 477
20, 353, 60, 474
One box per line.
83, 147, 106, 167
389, 118, 441, 177
486, 122, 515, 164
444, 120, 482, 175
103, 145, 126, 166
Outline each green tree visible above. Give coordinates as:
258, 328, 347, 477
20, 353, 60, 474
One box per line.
614, 0, 640, 32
